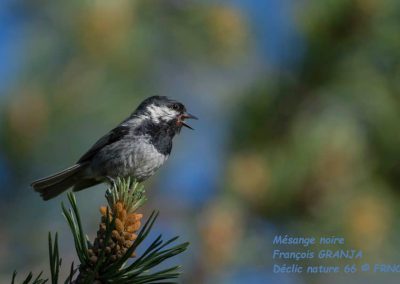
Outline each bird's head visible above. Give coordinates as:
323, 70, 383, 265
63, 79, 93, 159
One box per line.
134, 96, 198, 132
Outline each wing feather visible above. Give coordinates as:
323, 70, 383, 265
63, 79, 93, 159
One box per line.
77, 125, 130, 163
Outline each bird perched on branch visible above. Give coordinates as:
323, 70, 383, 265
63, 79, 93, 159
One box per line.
32, 96, 197, 200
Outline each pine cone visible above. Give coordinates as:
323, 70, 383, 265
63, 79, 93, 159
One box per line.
75, 202, 143, 283
88, 201, 143, 265
75, 178, 147, 282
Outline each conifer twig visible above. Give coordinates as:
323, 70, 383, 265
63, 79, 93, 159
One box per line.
13, 178, 189, 284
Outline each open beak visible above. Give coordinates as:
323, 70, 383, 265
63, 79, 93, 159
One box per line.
181, 112, 198, 130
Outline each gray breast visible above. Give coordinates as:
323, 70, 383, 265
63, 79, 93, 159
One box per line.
128, 136, 169, 180
90, 134, 169, 181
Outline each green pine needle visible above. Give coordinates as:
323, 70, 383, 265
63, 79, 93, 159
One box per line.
105, 177, 147, 213
13, 178, 189, 284
11, 271, 48, 284
48, 232, 61, 284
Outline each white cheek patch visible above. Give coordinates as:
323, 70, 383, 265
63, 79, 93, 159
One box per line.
147, 105, 179, 123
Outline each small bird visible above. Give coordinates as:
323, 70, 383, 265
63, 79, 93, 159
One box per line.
32, 96, 197, 200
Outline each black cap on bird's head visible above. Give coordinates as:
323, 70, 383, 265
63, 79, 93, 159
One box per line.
135, 96, 198, 130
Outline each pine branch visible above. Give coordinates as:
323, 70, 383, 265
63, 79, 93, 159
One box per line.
48, 233, 62, 284
11, 271, 48, 284
74, 178, 189, 283
12, 178, 189, 284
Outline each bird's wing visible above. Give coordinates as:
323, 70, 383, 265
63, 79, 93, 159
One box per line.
77, 125, 130, 163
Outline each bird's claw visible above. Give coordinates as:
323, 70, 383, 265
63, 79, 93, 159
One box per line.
106, 176, 117, 188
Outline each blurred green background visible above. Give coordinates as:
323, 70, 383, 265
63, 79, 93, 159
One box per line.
1, 0, 400, 283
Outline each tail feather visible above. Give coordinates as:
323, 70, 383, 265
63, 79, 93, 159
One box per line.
73, 179, 101, 192
36, 175, 79, 200
31, 164, 87, 200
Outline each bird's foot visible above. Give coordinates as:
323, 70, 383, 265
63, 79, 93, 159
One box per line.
106, 176, 117, 188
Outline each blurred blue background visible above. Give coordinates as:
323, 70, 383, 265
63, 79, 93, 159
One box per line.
2, 0, 400, 283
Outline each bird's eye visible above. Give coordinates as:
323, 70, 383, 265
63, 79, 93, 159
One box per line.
171, 103, 180, 111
